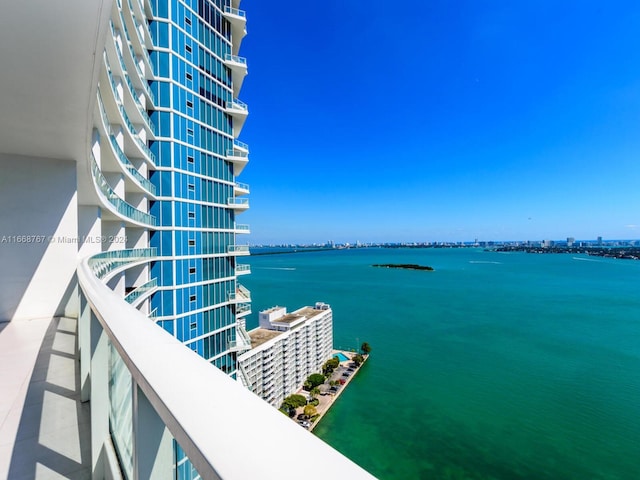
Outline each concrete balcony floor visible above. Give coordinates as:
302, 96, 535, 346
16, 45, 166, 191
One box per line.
0, 317, 91, 479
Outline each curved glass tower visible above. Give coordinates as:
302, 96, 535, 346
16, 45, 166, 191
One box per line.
148, 0, 252, 379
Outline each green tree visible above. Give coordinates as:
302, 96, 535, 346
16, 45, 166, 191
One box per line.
280, 393, 307, 411
304, 373, 326, 390
322, 357, 340, 376
309, 387, 321, 399
360, 342, 372, 355
353, 354, 364, 366
303, 405, 317, 417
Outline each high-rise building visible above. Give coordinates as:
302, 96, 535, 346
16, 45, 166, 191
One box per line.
0, 1, 374, 478
147, 0, 252, 380
239, 303, 334, 407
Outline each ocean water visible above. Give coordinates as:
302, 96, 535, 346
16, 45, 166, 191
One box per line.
243, 248, 640, 480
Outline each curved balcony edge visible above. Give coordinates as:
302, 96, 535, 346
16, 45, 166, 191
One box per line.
90, 152, 157, 227
77, 255, 376, 480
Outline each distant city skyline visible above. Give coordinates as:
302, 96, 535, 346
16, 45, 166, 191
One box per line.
249, 237, 640, 248
240, 1, 640, 244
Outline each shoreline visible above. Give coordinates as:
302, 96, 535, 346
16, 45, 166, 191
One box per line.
293, 349, 369, 433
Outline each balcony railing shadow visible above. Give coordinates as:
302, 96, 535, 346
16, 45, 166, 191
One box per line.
6, 317, 91, 479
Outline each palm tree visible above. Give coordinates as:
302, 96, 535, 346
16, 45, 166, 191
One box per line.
309, 386, 320, 400
360, 341, 372, 355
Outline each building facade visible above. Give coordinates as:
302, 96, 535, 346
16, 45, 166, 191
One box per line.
148, 0, 252, 377
91, 0, 252, 477
239, 303, 334, 407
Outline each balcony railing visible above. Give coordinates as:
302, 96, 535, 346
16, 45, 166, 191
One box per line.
97, 92, 111, 132
235, 264, 251, 275
227, 244, 250, 255
116, 102, 156, 163
226, 98, 248, 112
87, 247, 157, 280
79, 250, 373, 479
227, 149, 248, 159
124, 278, 158, 305
234, 181, 250, 192
113, 26, 155, 103
236, 303, 251, 315
122, 71, 156, 134
237, 284, 251, 301
224, 53, 247, 66
224, 6, 246, 18
228, 197, 249, 209
233, 139, 249, 151
90, 152, 157, 227
109, 135, 156, 195
228, 324, 251, 352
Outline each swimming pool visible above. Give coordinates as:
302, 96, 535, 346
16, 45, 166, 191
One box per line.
334, 352, 350, 362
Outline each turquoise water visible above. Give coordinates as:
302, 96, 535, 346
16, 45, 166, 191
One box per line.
334, 352, 351, 362
244, 248, 640, 480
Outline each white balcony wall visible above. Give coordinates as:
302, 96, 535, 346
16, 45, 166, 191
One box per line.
0, 155, 78, 321
104, 172, 125, 199
78, 206, 103, 260
127, 191, 147, 212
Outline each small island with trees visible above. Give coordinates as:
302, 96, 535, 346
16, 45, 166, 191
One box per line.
372, 263, 434, 271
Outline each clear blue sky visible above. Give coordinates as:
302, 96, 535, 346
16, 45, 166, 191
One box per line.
238, 0, 640, 244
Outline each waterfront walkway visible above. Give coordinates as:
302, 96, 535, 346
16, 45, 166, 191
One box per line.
294, 350, 368, 432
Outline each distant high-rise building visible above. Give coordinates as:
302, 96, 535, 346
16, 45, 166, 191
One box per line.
567, 237, 575, 247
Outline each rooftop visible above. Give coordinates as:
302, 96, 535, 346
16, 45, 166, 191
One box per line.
272, 313, 306, 325
248, 328, 283, 349
260, 306, 285, 314
294, 307, 326, 319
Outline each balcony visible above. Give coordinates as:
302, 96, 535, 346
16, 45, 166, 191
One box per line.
225, 98, 248, 136
108, 135, 156, 196
237, 284, 251, 302
227, 244, 250, 256
226, 148, 248, 176
237, 362, 254, 390
72, 249, 376, 479
228, 324, 251, 353
224, 53, 247, 97
236, 303, 252, 317
222, 6, 247, 55
236, 263, 251, 276
88, 248, 157, 280
234, 181, 250, 196
235, 223, 251, 235
123, 278, 158, 307
228, 196, 249, 213
109, 22, 154, 104
233, 138, 249, 152
90, 152, 157, 228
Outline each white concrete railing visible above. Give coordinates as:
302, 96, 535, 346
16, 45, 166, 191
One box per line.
77, 253, 376, 479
